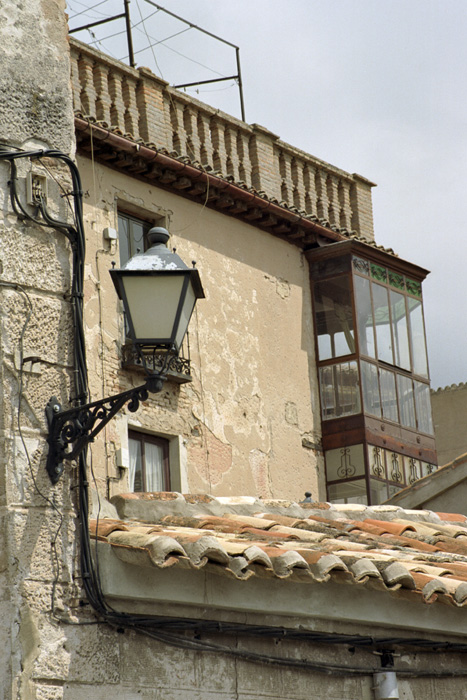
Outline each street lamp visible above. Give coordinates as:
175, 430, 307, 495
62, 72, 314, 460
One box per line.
45, 227, 205, 484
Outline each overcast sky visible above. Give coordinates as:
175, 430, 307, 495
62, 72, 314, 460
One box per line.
68, 0, 467, 389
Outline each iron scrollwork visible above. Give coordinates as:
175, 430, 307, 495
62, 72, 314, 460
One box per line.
390, 452, 403, 483
371, 447, 384, 477
45, 375, 164, 484
408, 457, 419, 484
122, 344, 192, 379
337, 447, 357, 478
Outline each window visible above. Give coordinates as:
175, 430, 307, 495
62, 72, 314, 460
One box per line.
128, 431, 170, 492
117, 212, 152, 266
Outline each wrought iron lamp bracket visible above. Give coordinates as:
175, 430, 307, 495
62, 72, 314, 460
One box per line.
45, 374, 164, 484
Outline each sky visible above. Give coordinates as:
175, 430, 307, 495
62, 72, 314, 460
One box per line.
67, 0, 467, 389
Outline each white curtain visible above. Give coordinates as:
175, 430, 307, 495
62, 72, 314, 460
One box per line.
128, 438, 140, 491
145, 442, 164, 491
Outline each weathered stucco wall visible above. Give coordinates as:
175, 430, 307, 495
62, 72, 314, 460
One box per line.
77, 155, 323, 503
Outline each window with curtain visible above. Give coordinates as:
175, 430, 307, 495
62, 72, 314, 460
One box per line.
128, 431, 170, 492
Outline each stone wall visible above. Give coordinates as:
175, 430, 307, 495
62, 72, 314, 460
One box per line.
0, 2, 78, 697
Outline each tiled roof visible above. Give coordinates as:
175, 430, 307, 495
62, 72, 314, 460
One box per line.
91, 494, 467, 609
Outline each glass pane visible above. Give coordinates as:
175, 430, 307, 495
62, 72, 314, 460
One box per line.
354, 275, 375, 358
369, 478, 389, 505
361, 361, 381, 417
319, 361, 361, 420
129, 438, 143, 492
372, 283, 393, 364
314, 276, 355, 360
328, 480, 368, 505
390, 291, 411, 371
397, 374, 416, 428
144, 442, 164, 491
325, 445, 365, 481
388, 483, 404, 499
407, 298, 428, 378
368, 445, 387, 479
129, 220, 146, 256
380, 368, 398, 422
311, 257, 350, 280
414, 381, 434, 434
118, 214, 131, 266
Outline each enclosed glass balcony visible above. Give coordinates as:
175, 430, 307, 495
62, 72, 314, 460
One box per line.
307, 240, 437, 505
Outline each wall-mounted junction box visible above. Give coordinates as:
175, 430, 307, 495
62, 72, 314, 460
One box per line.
26, 172, 48, 206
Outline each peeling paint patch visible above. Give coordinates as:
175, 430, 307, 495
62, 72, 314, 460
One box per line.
249, 448, 271, 498
276, 278, 290, 299
285, 402, 298, 426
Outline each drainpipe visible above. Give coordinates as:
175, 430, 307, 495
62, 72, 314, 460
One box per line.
373, 651, 399, 700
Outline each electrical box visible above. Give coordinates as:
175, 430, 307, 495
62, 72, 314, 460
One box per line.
103, 227, 118, 241
26, 172, 48, 206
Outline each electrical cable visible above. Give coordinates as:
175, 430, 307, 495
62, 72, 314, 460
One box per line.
68, 0, 112, 22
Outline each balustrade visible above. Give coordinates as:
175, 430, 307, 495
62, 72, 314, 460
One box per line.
70, 38, 375, 240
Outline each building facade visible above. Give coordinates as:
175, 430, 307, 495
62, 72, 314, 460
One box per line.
3, 3, 464, 699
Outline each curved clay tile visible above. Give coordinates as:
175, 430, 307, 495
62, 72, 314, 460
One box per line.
363, 519, 416, 536
90, 519, 129, 537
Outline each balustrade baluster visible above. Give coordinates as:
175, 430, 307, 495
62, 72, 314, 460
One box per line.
77, 54, 96, 117
93, 63, 111, 124
108, 71, 126, 132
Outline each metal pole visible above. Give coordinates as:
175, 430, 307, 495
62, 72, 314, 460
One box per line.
124, 0, 136, 68
236, 47, 246, 122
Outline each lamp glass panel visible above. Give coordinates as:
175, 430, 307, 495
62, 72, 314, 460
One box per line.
174, 280, 196, 351
121, 274, 185, 341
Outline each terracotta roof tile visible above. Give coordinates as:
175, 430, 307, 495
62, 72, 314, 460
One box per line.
94, 494, 467, 610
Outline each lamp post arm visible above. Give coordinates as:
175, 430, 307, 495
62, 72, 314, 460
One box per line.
45, 374, 164, 484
